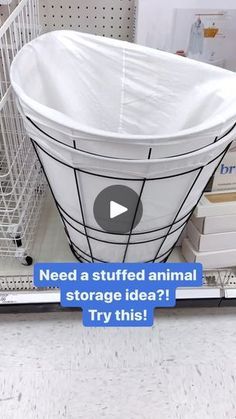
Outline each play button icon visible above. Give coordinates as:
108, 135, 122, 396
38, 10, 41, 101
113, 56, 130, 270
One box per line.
93, 185, 143, 234
110, 201, 128, 219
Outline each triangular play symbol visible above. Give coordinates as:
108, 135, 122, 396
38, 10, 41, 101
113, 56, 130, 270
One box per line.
110, 201, 128, 219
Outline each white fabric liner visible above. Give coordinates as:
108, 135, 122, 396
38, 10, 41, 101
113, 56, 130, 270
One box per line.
10, 30, 236, 159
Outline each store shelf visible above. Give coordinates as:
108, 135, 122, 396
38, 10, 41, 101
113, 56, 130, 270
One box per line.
176, 287, 223, 300
0, 194, 235, 304
224, 289, 236, 299
0, 288, 225, 305
0, 289, 60, 304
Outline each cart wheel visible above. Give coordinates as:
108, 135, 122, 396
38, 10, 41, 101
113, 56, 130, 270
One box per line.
21, 256, 33, 266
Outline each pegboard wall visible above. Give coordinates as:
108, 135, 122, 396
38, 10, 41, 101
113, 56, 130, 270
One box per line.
39, 0, 135, 41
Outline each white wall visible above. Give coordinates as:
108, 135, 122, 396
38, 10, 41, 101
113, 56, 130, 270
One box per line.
168, 9, 236, 70
135, 0, 236, 57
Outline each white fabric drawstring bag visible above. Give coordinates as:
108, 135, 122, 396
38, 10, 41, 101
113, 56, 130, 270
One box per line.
11, 31, 236, 159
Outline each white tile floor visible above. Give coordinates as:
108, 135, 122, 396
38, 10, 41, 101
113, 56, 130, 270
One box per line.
0, 307, 236, 419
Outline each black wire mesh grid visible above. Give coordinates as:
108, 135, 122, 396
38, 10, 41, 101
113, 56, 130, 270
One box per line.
28, 118, 234, 264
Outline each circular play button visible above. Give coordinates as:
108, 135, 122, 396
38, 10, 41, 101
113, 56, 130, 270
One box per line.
93, 185, 143, 234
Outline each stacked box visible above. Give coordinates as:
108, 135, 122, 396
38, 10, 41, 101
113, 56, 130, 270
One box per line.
182, 191, 236, 269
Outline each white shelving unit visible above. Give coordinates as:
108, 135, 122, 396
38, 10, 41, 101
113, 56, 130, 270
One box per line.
0, 1, 135, 41
0, 193, 235, 305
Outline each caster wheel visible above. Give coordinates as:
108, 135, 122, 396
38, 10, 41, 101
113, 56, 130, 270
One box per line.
14, 235, 22, 247
21, 256, 33, 266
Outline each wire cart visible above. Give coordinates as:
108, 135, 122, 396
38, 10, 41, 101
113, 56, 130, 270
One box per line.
0, 0, 46, 265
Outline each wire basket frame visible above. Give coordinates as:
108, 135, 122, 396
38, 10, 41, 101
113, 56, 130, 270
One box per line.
29, 120, 232, 264
0, 0, 45, 265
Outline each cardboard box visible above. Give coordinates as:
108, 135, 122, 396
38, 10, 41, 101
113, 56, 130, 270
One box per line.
191, 213, 236, 234
187, 220, 236, 252
182, 238, 236, 269
194, 190, 236, 218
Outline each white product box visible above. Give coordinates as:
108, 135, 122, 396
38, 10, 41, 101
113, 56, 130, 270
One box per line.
187, 221, 236, 252
194, 190, 236, 218
182, 238, 236, 269
176, 225, 187, 246
191, 213, 236, 234
212, 149, 236, 191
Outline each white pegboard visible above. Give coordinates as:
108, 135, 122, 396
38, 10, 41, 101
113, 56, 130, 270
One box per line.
39, 0, 135, 41
0, 0, 20, 24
